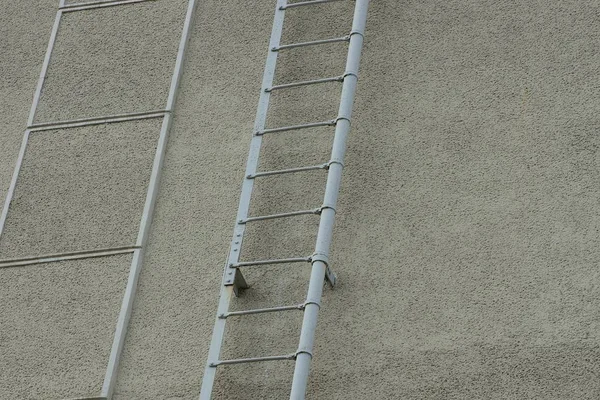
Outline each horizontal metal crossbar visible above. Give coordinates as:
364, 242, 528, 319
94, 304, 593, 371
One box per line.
273, 36, 350, 51
256, 120, 335, 135
64, 397, 108, 400
210, 353, 296, 367
28, 110, 168, 132
280, 0, 344, 9
266, 76, 343, 92
231, 257, 311, 268
247, 163, 328, 178
0, 246, 140, 269
60, 0, 152, 12
239, 208, 321, 224
219, 304, 304, 318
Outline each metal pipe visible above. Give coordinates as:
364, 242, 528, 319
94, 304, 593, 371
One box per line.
289, 0, 370, 398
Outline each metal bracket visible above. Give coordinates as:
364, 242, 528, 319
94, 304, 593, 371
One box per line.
311, 253, 337, 287
231, 269, 248, 297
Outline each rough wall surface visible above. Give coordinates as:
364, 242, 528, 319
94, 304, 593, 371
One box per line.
2, 0, 600, 399
0, 255, 130, 399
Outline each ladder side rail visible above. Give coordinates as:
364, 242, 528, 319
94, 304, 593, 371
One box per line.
289, 0, 370, 398
101, 0, 200, 398
0, 5, 62, 238
198, 1, 287, 398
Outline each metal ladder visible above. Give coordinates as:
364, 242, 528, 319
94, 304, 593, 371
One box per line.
199, 0, 370, 398
0, 1, 198, 399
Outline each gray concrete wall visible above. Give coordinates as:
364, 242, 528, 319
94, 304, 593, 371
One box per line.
2, 0, 600, 399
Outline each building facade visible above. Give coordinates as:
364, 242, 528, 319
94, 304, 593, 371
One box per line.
1, 0, 600, 398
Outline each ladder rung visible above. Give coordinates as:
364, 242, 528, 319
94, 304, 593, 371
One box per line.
248, 163, 328, 179
273, 36, 350, 51
219, 304, 304, 318
240, 208, 320, 224
257, 120, 335, 135
266, 76, 343, 92
210, 353, 296, 367
280, 0, 344, 10
231, 257, 311, 268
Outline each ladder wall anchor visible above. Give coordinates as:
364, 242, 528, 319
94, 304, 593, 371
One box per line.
224, 265, 248, 297
311, 253, 337, 287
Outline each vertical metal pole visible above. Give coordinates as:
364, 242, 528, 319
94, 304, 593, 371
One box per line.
198, 2, 287, 398
289, 1, 370, 398
28, 9, 62, 127
101, 0, 199, 398
1, 6, 62, 238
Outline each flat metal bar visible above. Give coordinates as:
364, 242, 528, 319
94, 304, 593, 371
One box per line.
101, 0, 199, 398
61, 0, 153, 12
27, 10, 62, 128
248, 163, 328, 178
280, 0, 344, 9
231, 257, 311, 268
273, 36, 349, 51
219, 304, 304, 318
199, 2, 287, 398
266, 76, 343, 92
28, 110, 168, 132
210, 354, 296, 367
257, 120, 335, 135
240, 208, 320, 224
0, 246, 139, 269
290, 1, 370, 398
0, 131, 29, 239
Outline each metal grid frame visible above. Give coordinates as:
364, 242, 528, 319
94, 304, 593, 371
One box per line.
0, 0, 199, 398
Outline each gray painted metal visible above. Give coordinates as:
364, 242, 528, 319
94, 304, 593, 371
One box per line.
27, 110, 168, 131
240, 208, 321, 224
280, 0, 344, 10
219, 304, 304, 318
60, 0, 153, 12
0, 246, 139, 269
248, 163, 328, 178
210, 354, 296, 367
273, 36, 349, 51
266, 76, 343, 92
290, 0, 370, 397
199, 0, 369, 398
100, 0, 199, 398
0, 131, 29, 240
0, 7, 62, 237
257, 120, 336, 135
199, 1, 286, 397
0, 1, 195, 398
231, 257, 311, 268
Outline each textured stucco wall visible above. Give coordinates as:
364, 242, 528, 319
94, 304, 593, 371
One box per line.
2, 0, 600, 399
